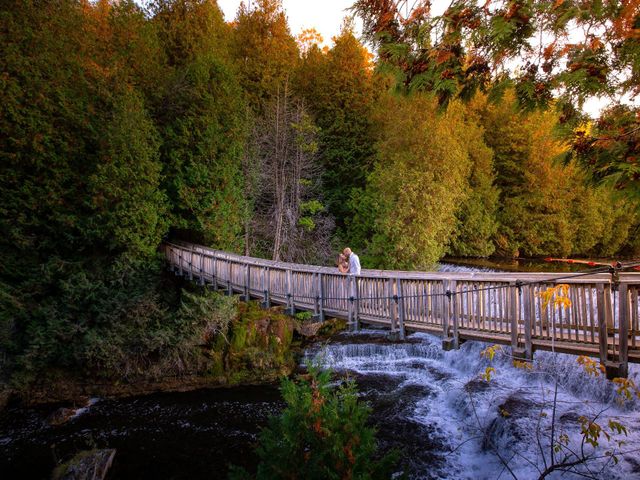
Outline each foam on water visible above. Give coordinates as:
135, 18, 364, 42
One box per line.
307, 331, 640, 480
438, 263, 496, 273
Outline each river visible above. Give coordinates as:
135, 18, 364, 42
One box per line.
2, 261, 639, 479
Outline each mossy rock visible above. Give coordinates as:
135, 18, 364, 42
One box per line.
317, 318, 347, 337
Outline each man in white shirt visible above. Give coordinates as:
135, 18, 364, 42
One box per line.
343, 247, 361, 275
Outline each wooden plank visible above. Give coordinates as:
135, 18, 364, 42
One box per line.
521, 285, 533, 358
286, 269, 293, 313
198, 251, 204, 285
312, 273, 319, 316
354, 276, 360, 330
388, 278, 398, 331
605, 284, 615, 356
631, 288, 638, 348
244, 264, 250, 301
427, 281, 432, 322
587, 285, 596, 343
397, 277, 406, 340
478, 285, 484, 330
262, 267, 270, 307
579, 286, 588, 343
540, 285, 549, 337
510, 282, 518, 349
318, 273, 325, 321
619, 284, 629, 369
451, 280, 458, 348
443, 280, 450, 338
597, 283, 609, 364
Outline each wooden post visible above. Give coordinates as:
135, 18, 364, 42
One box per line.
618, 283, 630, 377
442, 280, 458, 350
450, 280, 458, 349
227, 261, 233, 296
211, 256, 217, 288
286, 269, 294, 315
318, 273, 325, 322
510, 282, 519, 351
243, 264, 251, 302
389, 278, 398, 332
198, 252, 205, 286
442, 280, 453, 350
597, 283, 609, 365
188, 248, 193, 280
353, 276, 360, 331
312, 273, 325, 322
313, 273, 319, 316
167, 247, 175, 272
261, 267, 271, 309
347, 276, 355, 330
177, 250, 183, 276
523, 284, 533, 360
396, 277, 405, 340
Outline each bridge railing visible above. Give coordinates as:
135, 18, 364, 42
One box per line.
162, 241, 640, 375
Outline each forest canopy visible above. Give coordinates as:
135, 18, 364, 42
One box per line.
1, 0, 639, 385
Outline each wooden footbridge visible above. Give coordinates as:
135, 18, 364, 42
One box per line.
163, 242, 640, 377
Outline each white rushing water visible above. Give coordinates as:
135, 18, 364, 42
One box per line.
306, 331, 640, 480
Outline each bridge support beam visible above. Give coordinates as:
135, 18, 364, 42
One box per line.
512, 347, 532, 362
348, 276, 360, 331
397, 278, 405, 340
285, 269, 296, 316
442, 337, 456, 351
597, 282, 630, 379
442, 280, 457, 350
187, 249, 194, 281
605, 361, 628, 380
388, 279, 398, 333
243, 264, 251, 302
312, 273, 325, 322
261, 267, 271, 309
196, 251, 205, 286
226, 261, 233, 296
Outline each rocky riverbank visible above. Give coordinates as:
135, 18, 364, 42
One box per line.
2, 302, 345, 409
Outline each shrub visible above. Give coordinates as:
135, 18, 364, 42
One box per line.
230, 366, 398, 479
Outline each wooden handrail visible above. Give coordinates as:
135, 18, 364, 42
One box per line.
162, 241, 640, 376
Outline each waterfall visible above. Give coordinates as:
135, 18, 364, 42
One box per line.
306, 330, 640, 480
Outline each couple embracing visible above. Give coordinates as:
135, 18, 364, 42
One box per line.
337, 247, 361, 275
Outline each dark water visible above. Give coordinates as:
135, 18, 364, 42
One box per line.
442, 256, 618, 273
0, 372, 445, 479
0, 386, 283, 479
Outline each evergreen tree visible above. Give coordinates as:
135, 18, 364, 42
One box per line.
230, 0, 299, 112
230, 368, 398, 480
0, 0, 172, 378
295, 22, 377, 229
351, 95, 474, 268
448, 95, 499, 257
152, 0, 247, 249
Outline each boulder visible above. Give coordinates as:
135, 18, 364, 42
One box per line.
297, 320, 324, 338
47, 407, 76, 426
52, 449, 116, 480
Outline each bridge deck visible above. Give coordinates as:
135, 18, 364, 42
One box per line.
163, 242, 640, 373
